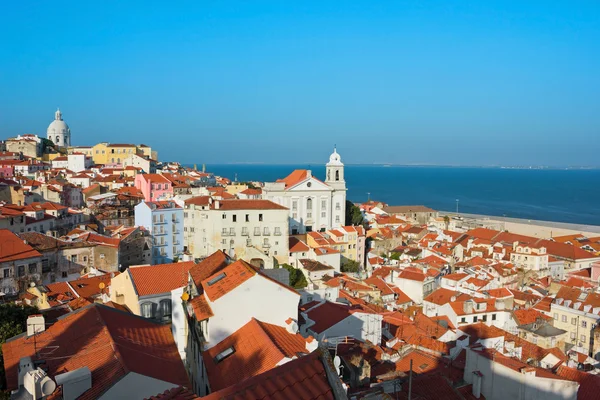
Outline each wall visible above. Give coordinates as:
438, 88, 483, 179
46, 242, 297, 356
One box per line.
317, 312, 382, 344
204, 274, 300, 349
110, 270, 141, 314
99, 372, 178, 400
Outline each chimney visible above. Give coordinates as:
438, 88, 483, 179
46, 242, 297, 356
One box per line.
55, 367, 92, 400
463, 300, 474, 314
285, 317, 298, 334
27, 315, 45, 337
306, 170, 312, 179
214, 200, 220, 210
472, 371, 483, 399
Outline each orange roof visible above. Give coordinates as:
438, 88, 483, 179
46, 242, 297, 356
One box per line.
513, 309, 551, 326
217, 199, 287, 210
289, 237, 310, 253
276, 169, 309, 188
424, 288, 466, 305
189, 250, 230, 288
398, 268, 426, 282
129, 262, 196, 297
202, 259, 257, 301
0, 229, 42, 262
203, 318, 310, 391
69, 274, 117, 300
203, 349, 335, 400
189, 294, 214, 321
2, 304, 190, 399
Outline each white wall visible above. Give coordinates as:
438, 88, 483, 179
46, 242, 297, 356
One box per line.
99, 372, 179, 400
204, 274, 300, 349
316, 312, 382, 344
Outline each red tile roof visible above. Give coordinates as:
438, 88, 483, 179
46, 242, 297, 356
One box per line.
217, 199, 288, 210
304, 301, 358, 334
556, 364, 600, 400
276, 169, 309, 188
69, 274, 117, 300
398, 268, 425, 282
203, 318, 310, 391
202, 259, 257, 301
289, 237, 310, 253
2, 304, 189, 400
513, 309, 552, 326
0, 229, 42, 262
203, 349, 336, 400
129, 262, 196, 297
189, 251, 230, 288
189, 294, 214, 321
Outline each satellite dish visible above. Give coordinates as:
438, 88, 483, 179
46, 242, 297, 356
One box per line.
98, 282, 106, 289
30, 282, 36, 288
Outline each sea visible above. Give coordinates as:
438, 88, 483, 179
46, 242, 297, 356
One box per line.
200, 164, 600, 226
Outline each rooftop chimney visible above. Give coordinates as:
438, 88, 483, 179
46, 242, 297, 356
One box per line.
27, 315, 45, 337
55, 367, 92, 400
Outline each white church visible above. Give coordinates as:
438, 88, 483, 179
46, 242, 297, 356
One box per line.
262, 148, 347, 234
47, 108, 71, 147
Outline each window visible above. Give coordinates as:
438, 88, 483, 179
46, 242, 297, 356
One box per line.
482, 315, 487, 322
160, 299, 172, 318
62, 271, 68, 278
553, 313, 558, 320
207, 273, 226, 286
222, 213, 226, 220
222, 228, 228, 235
581, 335, 587, 343
254, 227, 260, 236
229, 227, 235, 235
307, 198, 312, 210
335, 216, 340, 223
18, 266, 25, 277
214, 347, 235, 363
242, 227, 248, 236
263, 227, 269, 235
28, 263, 37, 274
492, 314, 496, 321
321, 200, 326, 209
233, 215, 237, 222
321, 212, 326, 218
245, 214, 249, 222
562, 315, 567, 322
292, 201, 298, 211
582, 321, 587, 328
571, 317, 577, 325
460, 317, 466, 323
570, 332, 576, 339
141, 302, 155, 318
274, 227, 281, 235
71, 255, 77, 263
336, 202, 340, 211
3, 269, 10, 278
259, 214, 263, 222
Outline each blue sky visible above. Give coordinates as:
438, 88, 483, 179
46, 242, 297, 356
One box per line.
0, 1, 599, 166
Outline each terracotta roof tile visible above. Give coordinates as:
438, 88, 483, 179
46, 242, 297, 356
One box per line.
189, 251, 230, 288
129, 262, 195, 297
202, 260, 257, 301
203, 318, 310, 391
2, 304, 189, 399
0, 229, 42, 262
189, 294, 213, 321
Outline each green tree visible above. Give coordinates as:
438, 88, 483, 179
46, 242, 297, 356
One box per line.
280, 264, 308, 289
0, 304, 38, 394
341, 259, 360, 273
345, 200, 364, 226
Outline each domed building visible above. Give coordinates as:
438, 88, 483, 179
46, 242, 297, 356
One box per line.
47, 108, 71, 147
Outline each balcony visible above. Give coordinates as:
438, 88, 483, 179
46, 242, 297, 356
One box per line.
274, 231, 282, 236
241, 230, 249, 236
154, 220, 168, 225
253, 230, 261, 236
171, 218, 180, 224
154, 242, 167, 247
262, 243, 271, 249
154, 230, 167, 236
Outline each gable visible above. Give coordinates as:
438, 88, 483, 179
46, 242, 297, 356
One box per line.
287, 177, 332, 192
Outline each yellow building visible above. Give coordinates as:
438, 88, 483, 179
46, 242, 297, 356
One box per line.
68, 143, 155, 165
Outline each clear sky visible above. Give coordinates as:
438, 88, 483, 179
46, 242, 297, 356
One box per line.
1, 1, 599, 166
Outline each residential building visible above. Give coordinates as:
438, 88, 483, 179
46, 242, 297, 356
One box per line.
382, 205, 438, 224
183, 197, 289, 264
2, 304, 190, 400
122, 153, 157, 173
262, 148, 346, 234
0, 229, 42, 296
134, 201, 184, 264
135, 173, 173, 202
5, 134, 43, 158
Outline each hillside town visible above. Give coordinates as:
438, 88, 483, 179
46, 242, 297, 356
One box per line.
2, 111, 600, 400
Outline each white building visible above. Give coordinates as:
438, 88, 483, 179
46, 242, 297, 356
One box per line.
51, 153, 92, 173
262, 148, 346, 234
47, 108, 71, 147
183, 197, 289, 265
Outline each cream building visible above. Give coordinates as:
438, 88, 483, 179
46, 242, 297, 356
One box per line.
262, 148, 346, 234
183, 197, 290, 265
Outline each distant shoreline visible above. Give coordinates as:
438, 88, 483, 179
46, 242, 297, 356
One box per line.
188, 163, 600, 170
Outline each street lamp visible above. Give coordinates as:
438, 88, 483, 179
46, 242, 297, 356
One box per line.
367, 192, 371, 202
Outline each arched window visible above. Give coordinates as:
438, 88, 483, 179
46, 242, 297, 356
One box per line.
55, 136, 60, 144
335, 170, 340, 181
141, 302, 155, 318
307, 198, 312, 209
159, 299, 172, 319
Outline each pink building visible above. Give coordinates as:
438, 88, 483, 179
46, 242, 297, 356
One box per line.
134, 173, 173, 202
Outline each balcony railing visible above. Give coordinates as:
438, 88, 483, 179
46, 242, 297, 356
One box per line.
241, 231, 249, 236
262, 243, 271, 249
274, 231, 282, 236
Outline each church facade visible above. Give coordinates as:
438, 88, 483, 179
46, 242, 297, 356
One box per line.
262, 148, 347, 234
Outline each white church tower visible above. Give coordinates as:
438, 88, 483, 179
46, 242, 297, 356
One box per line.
325, 146, 347, 228
47, 108, 71, 147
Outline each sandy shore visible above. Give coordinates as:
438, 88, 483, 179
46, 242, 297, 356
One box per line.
440, 212, 600, 239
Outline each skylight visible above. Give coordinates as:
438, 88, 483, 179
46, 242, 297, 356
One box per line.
214, 346, 235, 363
207, 273, 226, 286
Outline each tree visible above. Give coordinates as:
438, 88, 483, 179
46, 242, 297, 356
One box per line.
341, 259, 360, 273
280, 264, 308, 289
0, 304, 38, 395
443, 215, 450, 230
345, 200, 364, 226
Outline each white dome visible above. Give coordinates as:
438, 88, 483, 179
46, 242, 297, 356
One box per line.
47, 108, 71, 146
47, 119, 69, 135
327, 147, 343, 166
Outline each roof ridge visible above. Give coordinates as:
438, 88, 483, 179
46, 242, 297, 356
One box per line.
253, 319, 291, 360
